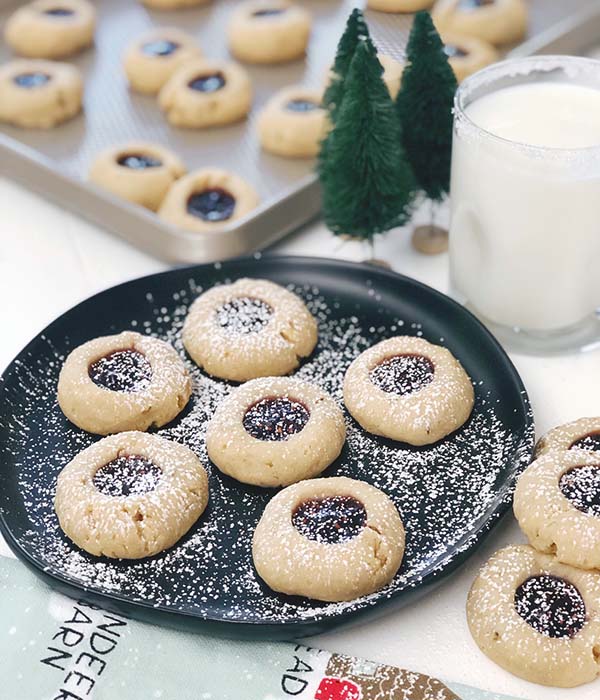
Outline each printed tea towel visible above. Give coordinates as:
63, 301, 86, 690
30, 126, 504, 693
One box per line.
0, 556, 521, 700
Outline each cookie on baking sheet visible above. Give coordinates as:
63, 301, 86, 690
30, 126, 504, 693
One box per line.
325, 53, 404, 103
182, 278, 317, 382
141, 0, 211, 9
0, 59, 83, 128
514, 450, 600, 571
467, 544, 600, 688
253, 476, 405, 601
4, 0, 95, 59
228, 0, 311, 65
378, 54, 404, 99
159, 168, 259, 232
207, 377, 345, 487
89, 142, 186, 211
57, 331, 192, 435
123, 27, 203, 95
367, 0, 434, 12
343, 336, 474, 445
536, 417, 600, 457
257, 86, 326, 158
443, 33, 498, 83
158, 58, 252, 128
55, 431, 209, 559
432, 0, 528, 46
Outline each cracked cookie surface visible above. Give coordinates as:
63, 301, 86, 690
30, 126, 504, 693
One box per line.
514, 450, 600, 570
0, 59, 82, 128
467, 544, 600, 687
252, 476, 405, 601
4, 0, 95, 59
55, 431, 209, 559
206, 376, 345, 487
57, 330, 192, 435
536, 417, 600, 457
228, 0, 311, 65
182, 278, 318, 381
343, 335, 474, 445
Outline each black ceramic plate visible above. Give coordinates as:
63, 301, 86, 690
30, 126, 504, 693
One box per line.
0, 256, 534, 639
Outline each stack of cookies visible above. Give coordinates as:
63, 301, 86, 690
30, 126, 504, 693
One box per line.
467, 418, 600, 688
54, 276, 476, 604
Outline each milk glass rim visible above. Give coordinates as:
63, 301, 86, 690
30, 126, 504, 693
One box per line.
454, 55, 600, 156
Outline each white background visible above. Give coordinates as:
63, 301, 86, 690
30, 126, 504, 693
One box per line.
1, 177, 599, 699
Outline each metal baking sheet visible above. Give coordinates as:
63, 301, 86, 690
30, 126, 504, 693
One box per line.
0, 0, 594, 262
511, 2, 600, 58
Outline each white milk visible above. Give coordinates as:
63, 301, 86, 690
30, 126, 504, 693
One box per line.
450, 81, 600, 331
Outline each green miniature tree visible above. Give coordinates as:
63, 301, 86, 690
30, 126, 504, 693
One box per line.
319, 39, 416, 240
322, 8, 371, 119
395, 11, 458, 204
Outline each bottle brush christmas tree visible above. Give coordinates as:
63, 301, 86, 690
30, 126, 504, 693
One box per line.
322, 8, 371, 120
395, 11, 458, 253
319, 39, 416, 241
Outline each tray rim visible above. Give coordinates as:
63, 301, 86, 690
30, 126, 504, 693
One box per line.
0, 254, 535, 639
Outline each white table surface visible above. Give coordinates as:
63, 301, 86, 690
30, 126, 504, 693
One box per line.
1, 176, 599, 700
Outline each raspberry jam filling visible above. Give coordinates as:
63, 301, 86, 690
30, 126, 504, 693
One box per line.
460, 0, 495, 9
215, 297, 272, 334
117, 153, 162, 169
252, 8, 286, 17
141, 39, 180, 57
559, 465, 600, 517
13, 72, 50, 88
285, 99, 318, 112
370, 354, 434, 395
93, 455, 162, 497
444, 44, 469, 58
514, 574, 586, 639
293, 496, 367, 544
44, 8, 75, 16
188, 72, 226, 93
187, 189, 235, 222
243, 397, 309, 441
570, 431, 600, 452
88, 349, 153, 393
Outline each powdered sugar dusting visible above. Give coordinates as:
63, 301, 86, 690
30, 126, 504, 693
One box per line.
0, 270, 533, 627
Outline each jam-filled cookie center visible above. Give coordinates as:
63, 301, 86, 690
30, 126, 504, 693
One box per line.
243, 397, 309, 441
370, 353, 435, 395
44, 7, 75, 16
459, 0, 495, 10
285, 98, 318, 112
117, 153, 163, 170
187, 189, 236, 222
292, 496, 367, 544
88, 349, 153, 393
514, 574, 586, 639
93, 455, 162, 497
141, 39, 180, 57
215, 296, 273, 334
569, 431, 600, 452
444, 44, 469, 58
559, 465, 600, 517
252, 8, 286, 17
188, 72, 226, 93
13, 72, 51, 88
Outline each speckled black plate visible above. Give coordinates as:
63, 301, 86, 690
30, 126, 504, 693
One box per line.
0, 256, 534, 639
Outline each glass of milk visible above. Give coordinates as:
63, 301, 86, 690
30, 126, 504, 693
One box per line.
449, 56, 600, 353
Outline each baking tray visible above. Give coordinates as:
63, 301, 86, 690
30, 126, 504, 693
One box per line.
0, 0, 593, 263
510, 1, 600, 59
0, 0, 414, 262
0, 256, 534, 639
